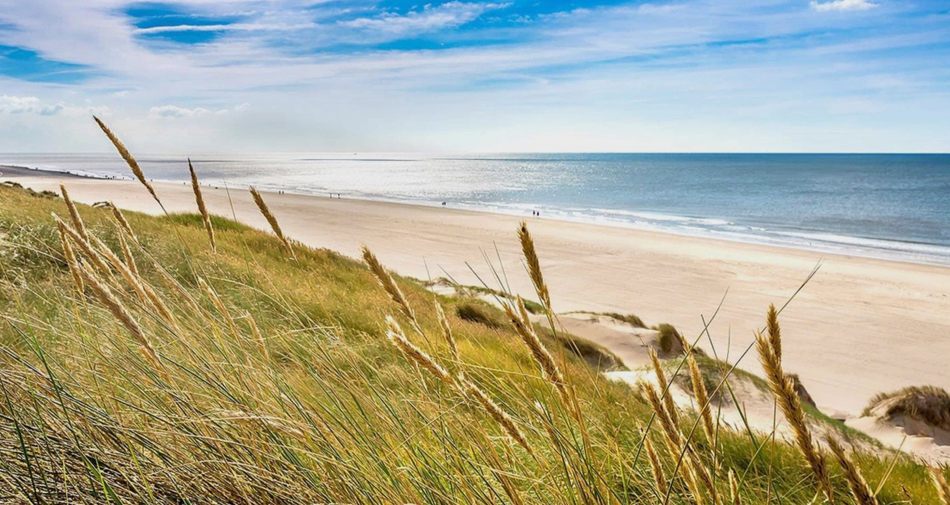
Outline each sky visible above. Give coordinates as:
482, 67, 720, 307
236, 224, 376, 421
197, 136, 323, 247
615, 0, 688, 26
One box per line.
0, 0, 948, 153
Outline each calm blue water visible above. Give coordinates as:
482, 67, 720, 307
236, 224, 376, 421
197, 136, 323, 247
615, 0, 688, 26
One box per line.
3, 152, 950, 265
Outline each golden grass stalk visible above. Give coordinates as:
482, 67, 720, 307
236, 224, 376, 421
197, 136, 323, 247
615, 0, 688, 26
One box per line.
93, 116, 161, 207
828, 437, 877, 505
641, 380, 705, 503
110, 202, 138, 243
118, 231, 138, 277
930, 467, 950, 505
58, 226, 84, 295
767, 303, 781, 360
53, 213, 112, 276
249, 187, 293, 257
153, 264, 202, 315
386, 317, 453, 385
504, 296, 567, 398
59, 184, 88, 242
90, 233, 179, 332
687, 353, 716, 443
362, 245, 417, 325
728, 470, 740, 505
755, 329, 834, 502
189, 159, 215, 252
77, 261, 163, 377
650, 349, 679, 427
247, 312, 268, 360
198, 277, 240, 338
217, 410, 306, 440
460, 378, 533, 456
645, 436, 668, 497
435, 300, 459, 364
517, 221, 551, 311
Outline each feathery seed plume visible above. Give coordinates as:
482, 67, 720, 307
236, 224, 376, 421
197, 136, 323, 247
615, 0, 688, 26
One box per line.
247, 312, 268, 360
645, 436, 668, 497
93, 116, 161, 207
504, 296, 567, 398
60, 184, 88, 242
767, 303, 782, 360
729, 470, 741, 505
687, 353, 716, 443
650, 349, 678, 427
58, 226, 84, 295
110, 202, 138, 243
435, 300, 459, 364
189, 159, 216, 252
362, 245, 417, 324
930, 467, 950, 505
386, 317, 453, 385
118, 232, 138, 277
53, 213, 112, 276
517, 221, 551, 311
90, 233, 178, 331
828, 437, 878, 505
459, 377, 533, 455
249, 186, 293, 257
77, 261, 163, 377
756, 329, 833, 502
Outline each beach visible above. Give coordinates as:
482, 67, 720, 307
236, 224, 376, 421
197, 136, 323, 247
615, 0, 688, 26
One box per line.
7, 168, 950, 416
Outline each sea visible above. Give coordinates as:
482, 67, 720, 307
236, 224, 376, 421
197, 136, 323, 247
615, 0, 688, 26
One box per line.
3, 152, 950, 266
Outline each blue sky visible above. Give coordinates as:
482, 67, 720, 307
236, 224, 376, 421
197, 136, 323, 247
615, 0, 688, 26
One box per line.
0, 0, 948, 152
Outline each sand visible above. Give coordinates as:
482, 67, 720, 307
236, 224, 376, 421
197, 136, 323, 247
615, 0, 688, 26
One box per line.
6, 170, 950, 418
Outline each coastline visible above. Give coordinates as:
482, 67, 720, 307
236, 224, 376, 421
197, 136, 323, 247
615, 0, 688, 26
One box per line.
5, 168, 950, 416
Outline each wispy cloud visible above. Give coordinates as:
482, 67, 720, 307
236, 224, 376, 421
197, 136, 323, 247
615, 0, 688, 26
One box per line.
810, 0, 878, 12
0, 0, 946, 152
339, 2, 510, 35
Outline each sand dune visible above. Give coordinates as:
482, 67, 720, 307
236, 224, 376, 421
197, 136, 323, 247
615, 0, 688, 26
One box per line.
6, 172, 950, 418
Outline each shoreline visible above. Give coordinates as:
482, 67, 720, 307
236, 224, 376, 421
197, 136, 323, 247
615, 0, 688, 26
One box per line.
5, 169, 950, 415
5, 162, 950, 268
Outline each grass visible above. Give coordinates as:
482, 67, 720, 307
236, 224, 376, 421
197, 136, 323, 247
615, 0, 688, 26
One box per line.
864, 386, 950, 431
654, 323, 684, 355
0, 179, 947, 504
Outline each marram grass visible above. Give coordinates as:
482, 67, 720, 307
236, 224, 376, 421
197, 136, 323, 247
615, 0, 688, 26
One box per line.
0, 177, 947, 503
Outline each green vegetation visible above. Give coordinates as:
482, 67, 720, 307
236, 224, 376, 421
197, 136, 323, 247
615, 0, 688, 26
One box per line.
0, 180, 946, 504
654, 322, 684, 355
864, 386, 950, 431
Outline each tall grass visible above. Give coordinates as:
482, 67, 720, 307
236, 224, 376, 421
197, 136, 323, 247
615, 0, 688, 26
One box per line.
0, 123, 947, 503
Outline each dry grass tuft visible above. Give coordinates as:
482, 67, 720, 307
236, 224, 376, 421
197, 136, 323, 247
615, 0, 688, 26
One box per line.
649, 348, 678, 427
644, 436, 668, 497
766, 303, 781, 360
435, 300, 459, 364
189, 159, 216, 252
60, 184, 89, 242
58, 225, 84, 295
110, 201, 138, 243
756, 325, 834, 502
362, 245, 418, 325
518, 221, 551, 311
93, 116, 161, 207
828, 437, 878, 505
503, 296, 567, 400
687, 352, 715, 443
250, 186, 294, 257
864, 385, 950, 431
76, 260, 164, 378
932, 467, 950, 505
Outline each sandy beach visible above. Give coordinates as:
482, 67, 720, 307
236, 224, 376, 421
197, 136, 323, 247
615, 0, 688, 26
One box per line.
6, 168, 950, 416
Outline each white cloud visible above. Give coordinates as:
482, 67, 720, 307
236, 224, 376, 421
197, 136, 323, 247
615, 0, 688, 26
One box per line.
340, 2, 510, 34
810, 0, 877, 12
149, 105, 213, 118
0, 94, 65, 115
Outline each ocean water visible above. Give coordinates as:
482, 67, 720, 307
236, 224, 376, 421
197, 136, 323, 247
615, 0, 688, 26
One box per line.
3, 152, 950, 265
